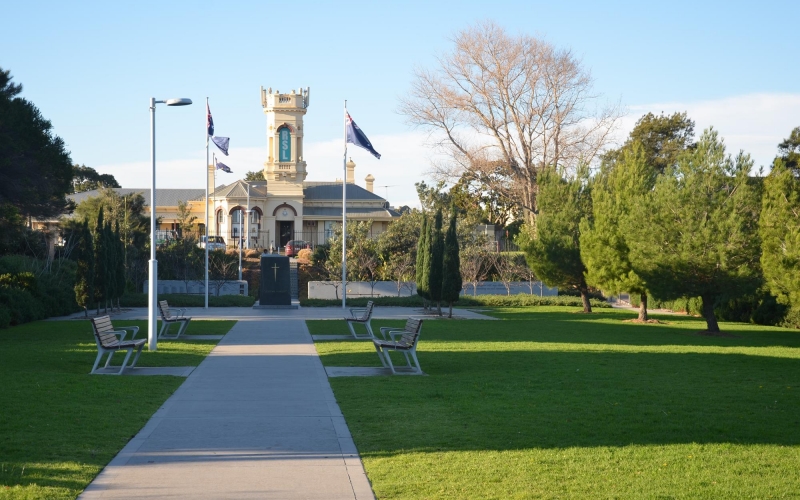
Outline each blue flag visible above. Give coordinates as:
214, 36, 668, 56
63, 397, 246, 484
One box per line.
346, 112, 380, 159
216, 160, 232, 173
207, 103, 214, 136
211, 136, 229, 156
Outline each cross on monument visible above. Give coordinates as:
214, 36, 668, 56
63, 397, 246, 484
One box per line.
272, 263, 279, 281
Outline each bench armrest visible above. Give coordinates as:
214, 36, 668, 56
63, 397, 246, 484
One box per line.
110, 330, 128, 342
173, 307, 187, 318
349, 307, 366, 317
378, 327, 404, 341
117, 326, 140, 340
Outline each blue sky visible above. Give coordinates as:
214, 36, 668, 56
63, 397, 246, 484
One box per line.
3, 0, 798, 207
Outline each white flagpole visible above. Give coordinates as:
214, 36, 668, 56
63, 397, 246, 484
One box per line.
342, 100, 347, 309
204, 98, 209, 309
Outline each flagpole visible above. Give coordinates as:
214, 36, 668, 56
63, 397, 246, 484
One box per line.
342, 100, 348, 309
204, 98, 209, 309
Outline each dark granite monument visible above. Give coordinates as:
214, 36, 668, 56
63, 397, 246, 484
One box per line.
259, 254, 292, 307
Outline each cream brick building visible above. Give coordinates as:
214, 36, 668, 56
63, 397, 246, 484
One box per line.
67, 87, 400, 251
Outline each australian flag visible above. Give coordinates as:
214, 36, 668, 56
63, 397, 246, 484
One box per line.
207, 103, 214, 136
211, 136, 229, 156
216, 160, 232, 173
346, 112, 381, 159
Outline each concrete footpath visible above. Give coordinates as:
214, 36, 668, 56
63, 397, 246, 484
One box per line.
77, 306, 492, 499
80, 315, 373, 499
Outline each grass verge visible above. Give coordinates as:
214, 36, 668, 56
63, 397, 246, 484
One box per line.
0, 319, 234, 499
309, 307, 800, 498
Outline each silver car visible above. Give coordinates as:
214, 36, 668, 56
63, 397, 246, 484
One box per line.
198, 236, 226, 251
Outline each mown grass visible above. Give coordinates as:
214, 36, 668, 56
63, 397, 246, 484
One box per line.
0, 319, 234, 499
309, 307, 800, 498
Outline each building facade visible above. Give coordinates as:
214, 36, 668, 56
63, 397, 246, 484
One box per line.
65, 86, 400, 251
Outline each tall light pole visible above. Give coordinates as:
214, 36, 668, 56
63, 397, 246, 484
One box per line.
149, 97, 192, 351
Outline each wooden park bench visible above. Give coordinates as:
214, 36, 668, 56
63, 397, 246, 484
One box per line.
373, 318, 424, 374
90, 315, 145, 375
158, 300, 192, 339
345, 300, 375, 339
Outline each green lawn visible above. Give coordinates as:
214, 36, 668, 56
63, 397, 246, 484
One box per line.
0, 319, 234, 500
309, 307, 800, 499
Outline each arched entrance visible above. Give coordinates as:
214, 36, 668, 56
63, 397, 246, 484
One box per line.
273, 203, 297, 250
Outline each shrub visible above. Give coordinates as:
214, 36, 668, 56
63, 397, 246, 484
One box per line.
300, 294, 611, 309
297, 248, 312, 263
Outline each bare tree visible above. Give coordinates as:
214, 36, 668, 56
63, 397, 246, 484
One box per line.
382, 252, 416, 297
460, 246, 491, 296
400, 21, 619, 224
493, 253, 521, 295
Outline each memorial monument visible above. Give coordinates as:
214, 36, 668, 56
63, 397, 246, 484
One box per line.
258, 254, 293, 307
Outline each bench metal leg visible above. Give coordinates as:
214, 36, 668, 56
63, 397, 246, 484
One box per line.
372, 343, 388, 368
117, 348, 134, 375
129, 343, 144, 369
104, 350, 115, 368
175, 319, 191, 337
91, 350, 106, 374
381, 348, 397, 374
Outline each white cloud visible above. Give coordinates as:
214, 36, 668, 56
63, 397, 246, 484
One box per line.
620, 93, 800, 170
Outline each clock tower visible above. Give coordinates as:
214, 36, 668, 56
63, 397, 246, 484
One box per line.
260, 86, 310, 183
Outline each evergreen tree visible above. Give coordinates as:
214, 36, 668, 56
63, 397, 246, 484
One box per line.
441, 207, 462, 318
93, 208, 107, 314
625, 129, 762, 333
522, 166, 594, 313
74, 219, 94, 317
415, 214, 429, 300
583, 113, 696, 320
428, 209, 444, 315
581, 143, 656, 320
104, 221, 117, 312
114, 222, 126, 310
760, 158, 800, 321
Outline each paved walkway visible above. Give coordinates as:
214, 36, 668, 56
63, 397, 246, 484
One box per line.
78, 306, 494, 499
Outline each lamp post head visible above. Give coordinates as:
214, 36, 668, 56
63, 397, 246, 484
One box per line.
164, 98, 193, 106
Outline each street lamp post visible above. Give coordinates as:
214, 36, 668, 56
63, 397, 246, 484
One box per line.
149, 97, 192, 351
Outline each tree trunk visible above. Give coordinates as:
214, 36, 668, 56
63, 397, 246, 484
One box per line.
580, 287, 592, 313
437, 301, 442, 317
638, 293, 649, 321
701, 295, 720, 333
448, 302, 453, 319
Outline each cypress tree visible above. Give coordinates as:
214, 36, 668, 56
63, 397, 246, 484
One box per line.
415, 214, 429, 301
441, 207, 462, 318
74, 219, 94, 317
428, 209, 444, 315
93, 208, 106, 314
114, 222, 126, 311
104, 221, 116, 312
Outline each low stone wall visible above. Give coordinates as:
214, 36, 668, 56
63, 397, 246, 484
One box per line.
307, 281, 557, 300
143, 280, 249, 296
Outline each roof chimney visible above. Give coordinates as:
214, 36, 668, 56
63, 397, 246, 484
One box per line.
346, 157, 356, 184
365, 174, 375, 193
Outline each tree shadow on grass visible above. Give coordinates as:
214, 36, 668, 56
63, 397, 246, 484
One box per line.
328, 349, 800, 456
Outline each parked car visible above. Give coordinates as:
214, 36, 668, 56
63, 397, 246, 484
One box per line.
285, 240, 312, 257
198, 235, 226, 251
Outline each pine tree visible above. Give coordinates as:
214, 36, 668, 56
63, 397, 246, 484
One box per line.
441, 207, 462, 318
415, 214, 429, 301
625, 128, 761, 333
760, 158, 800, 320
581, 143, 655, 320
74, 219, 94, 317
428, 209, 444, 315
523, 166, 594, 312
